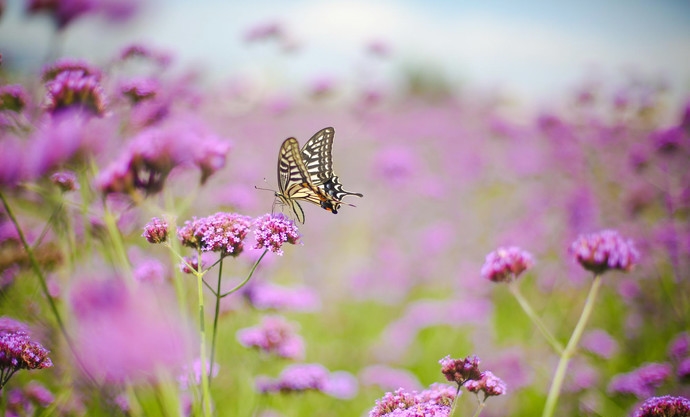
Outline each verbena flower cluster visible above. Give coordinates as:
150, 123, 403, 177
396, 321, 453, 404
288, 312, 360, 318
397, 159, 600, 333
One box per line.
632, 395, 690, 417
368, 384, 456, 417
236, 315, 305, 360
256, 363, 330, 394
481, 246, 534, 282
439, 354, 482, 386
178, 212, 252, 256
253, 213, 301, 255
570, 229, 640, 274
608, 363, 672, 398
142, 217, 169, 244
0, 331, 53, 388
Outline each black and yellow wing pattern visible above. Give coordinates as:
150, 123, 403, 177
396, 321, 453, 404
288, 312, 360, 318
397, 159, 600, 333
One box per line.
275, 127, 363, 223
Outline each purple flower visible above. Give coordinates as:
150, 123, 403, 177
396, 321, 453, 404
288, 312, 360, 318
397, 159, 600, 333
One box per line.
668, 332, 689, 361
439, 355, 482, 386
0, 317, 30, 335
41, 58, 102, 82
236, 315, 305, 360
244, 21, 283, 42
678, 358, 690, 383
465, 371, 507, 398
372, 146, 419, 187
0, 331, 53, 388
582, 329, 619, 359
256, 363, 330, 394
70, 279, 194, 383
632, 395, 690, 417
481, 246, 534, 283
253, 213, 301, 256
50, 171, 79, 192
368, 384, 456, 417
323, 371, 359, 399
118, 44, 172, 67
608, 363, 672, 398
142, 217, 169, 244
0, 84, 29, 112
570, 230, 640, 274
45, 70, 107, 116
132, 258, 166, 284
27, 0, 138, 29
178, 212, 251, 256
120, 77, 159, 103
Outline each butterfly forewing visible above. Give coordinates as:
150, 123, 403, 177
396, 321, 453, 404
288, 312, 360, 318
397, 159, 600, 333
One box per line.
300, 127, 334, 186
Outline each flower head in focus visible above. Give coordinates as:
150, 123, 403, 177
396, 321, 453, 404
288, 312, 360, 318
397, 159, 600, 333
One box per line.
570, 230, 640, 274
253, 213, 301, 256
481, 246, 534, 283
465, 371, 507, 399
0, 331, 53, 388
632, 395, 690, 417
178, 212, 251, 256
368, 384, 456, 417
439, 355, 482, 387
142, 217, 169, 244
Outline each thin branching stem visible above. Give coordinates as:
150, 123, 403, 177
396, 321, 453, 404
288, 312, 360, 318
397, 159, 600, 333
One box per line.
219, 249, 268, 299
509, 282, 564, 354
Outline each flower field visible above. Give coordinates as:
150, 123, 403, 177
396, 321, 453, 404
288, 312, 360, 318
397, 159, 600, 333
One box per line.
0, 2, 689, 416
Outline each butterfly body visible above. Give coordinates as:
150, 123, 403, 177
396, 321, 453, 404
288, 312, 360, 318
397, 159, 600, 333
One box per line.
276, 127, 362, 223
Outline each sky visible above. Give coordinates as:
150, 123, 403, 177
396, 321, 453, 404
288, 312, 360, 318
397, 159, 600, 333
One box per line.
1, 0, 689, 106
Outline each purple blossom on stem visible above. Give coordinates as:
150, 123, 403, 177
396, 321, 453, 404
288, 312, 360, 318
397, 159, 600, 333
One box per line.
41, 58, 102, 82
465, 371, 507, 398
481, 246, 535, 283
0, 331, 53, 388
368, 384, 456, 417
608, 363, 672, 398
668, 332, 689, 361
236, 315, 304, 360
50, 171, 79, 192
439, 355, 482, 386
253, 213, 301, 255
45, 70, 107, 116
142, 217, 169, 244
0, 84, 29, 112
632, 395, 690, 417
570, 229, 640, 274
178, 212, 251, 256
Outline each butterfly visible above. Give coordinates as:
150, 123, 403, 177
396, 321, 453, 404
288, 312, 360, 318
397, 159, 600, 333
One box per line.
276, 127, 363, 223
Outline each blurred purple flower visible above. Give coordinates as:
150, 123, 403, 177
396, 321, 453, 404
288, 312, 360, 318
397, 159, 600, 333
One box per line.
368, 384, 455, 417
118, 44, 172, 66
178, 212, 251, 256
70, 279, 194, 383
256, 363, 330, 394
244, 21, 283, 42
323, 370, 359, 399
45, 70, 107, 116
608, 363, 672, 398
236, 315, 305, 360
3, 381, 54, 416
582, 329, 619, 359
27, 0, 139, 29
253, 213, 301, 256
570, 229, 640, 274
651, 126, 686, 155
0, 84, 29, 112
439, 354, 482, 387
465, 371, 507, 398
367, 40, 391, 57
668, 332, 689, 362
243, 281, 321, 312
372, 146, 419, 186
359, 365, 423, 392
678, 358, 690, 383
632, 395, 690, 417
96, 118, 230, 194
41, 58, 102, 82
142, 217, 169, 244
0, 331, 53, 388
177, 358, 219, 390
50, 171, 79, 192
178, 253, 215, 275
565, 359, 599, 392
481, 246, 534, 283
132, 258, 166, 284
120, 77, 159, 103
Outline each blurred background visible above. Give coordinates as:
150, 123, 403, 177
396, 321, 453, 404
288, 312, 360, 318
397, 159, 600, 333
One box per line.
1, 1, 689, 416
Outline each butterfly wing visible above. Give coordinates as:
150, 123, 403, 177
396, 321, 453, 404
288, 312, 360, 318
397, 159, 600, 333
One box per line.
300, 127, 363, 213
276, 137, 328, 223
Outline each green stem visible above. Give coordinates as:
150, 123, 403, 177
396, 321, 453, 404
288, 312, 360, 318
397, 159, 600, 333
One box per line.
220, 250, 268, 298
508, 282, 564, 354
0, 192, 98, 386
209, 257, 224, 386
193, 250, 213, 417
541, 274, 602, 417
471, 399, 486, 417
448, 386, 462, 417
